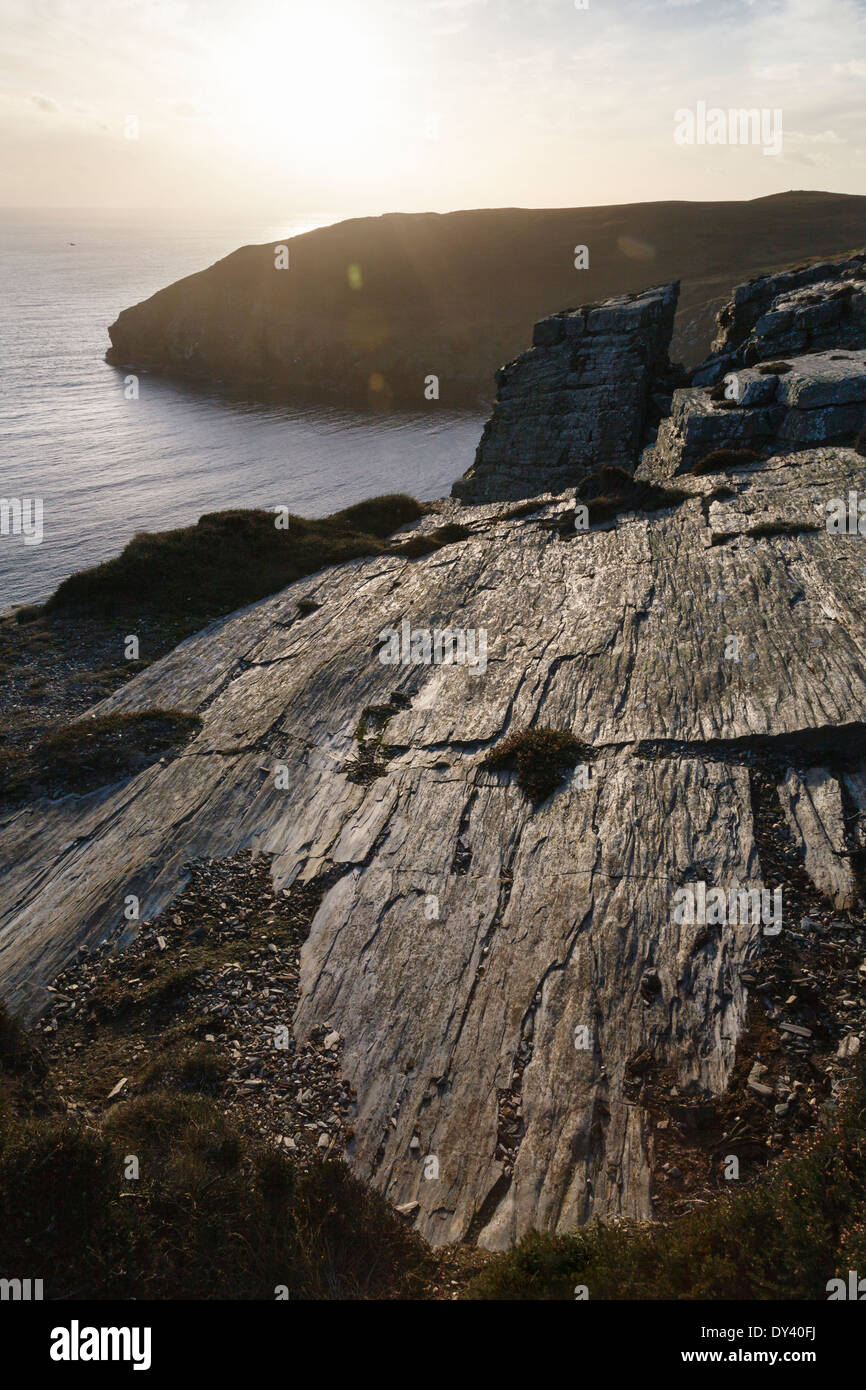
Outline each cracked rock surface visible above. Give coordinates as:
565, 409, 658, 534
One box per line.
3, 442, 866, 1247
692, 249, 866, 387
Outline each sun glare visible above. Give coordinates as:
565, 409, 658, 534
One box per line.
219, 6, 409, 179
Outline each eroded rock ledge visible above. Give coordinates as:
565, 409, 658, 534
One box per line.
643, 350, 866, 478
693, 249, 866, 387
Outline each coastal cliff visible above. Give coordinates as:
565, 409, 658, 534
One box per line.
4, 249, 866, 1256
105, 193, 866, 406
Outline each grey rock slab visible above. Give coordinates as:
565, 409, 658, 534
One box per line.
644, 353, 866, 478
0, 751, 266, 1017
693, 251, 866, 387
3, 441, 866, 1244
777, 767, 856, 910
294, 754, 759, 1248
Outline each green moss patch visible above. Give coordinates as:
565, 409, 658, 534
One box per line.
328, 494, 430, 538
45, 494, 428, 634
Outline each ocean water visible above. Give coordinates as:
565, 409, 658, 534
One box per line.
0, 209, 486, 608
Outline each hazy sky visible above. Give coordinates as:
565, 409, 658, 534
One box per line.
2, 0, 865, 213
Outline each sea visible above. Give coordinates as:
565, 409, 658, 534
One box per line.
0, 208, 487, 608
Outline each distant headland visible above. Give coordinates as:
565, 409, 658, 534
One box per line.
106, 191, 866, 409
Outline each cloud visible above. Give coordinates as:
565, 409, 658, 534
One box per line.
1, 0, 865, 209
788, 128, 845, 144
752, 64, 805, 82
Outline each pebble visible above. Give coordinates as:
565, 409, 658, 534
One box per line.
779, 1022, 812, 1038
748, 1078, 775, 1098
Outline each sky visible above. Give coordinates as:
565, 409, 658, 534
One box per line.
1, 0, 866, 213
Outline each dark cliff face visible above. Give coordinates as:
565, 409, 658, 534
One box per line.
105, 193, 866, 408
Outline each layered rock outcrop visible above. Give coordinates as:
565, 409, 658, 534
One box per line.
5, 249, 866, 1252
634, 252, 866, 480
452, 283, 681, 502
692, 250, 866, 387
642, 349, 866, 478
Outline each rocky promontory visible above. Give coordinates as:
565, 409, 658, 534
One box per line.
5, 248, 866, 1257
641, 256, 866, 479
104, 193, 866, 406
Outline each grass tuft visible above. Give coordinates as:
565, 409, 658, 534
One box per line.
392, 522, 471, 559
569, 468, 690, 525
481, 726, 590, 804
0, 709, 202, 806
